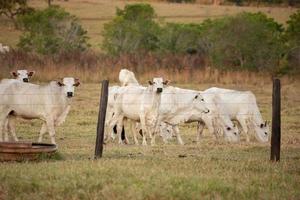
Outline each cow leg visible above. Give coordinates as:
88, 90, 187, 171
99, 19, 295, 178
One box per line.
0, 110, 10, 142
131, 122, 139, 145
7, 116, 18, 141
237, 117, 249, 142
196, 121, 205, 142
139, 114, 147, 146
38, 123, 47, 143
173, 125, 184, 145
4, 118, 9, 141
116, 118, 125, 145
46, 119, 56, 145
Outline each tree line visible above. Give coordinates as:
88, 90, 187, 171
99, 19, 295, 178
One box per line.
0, 2, 299, 74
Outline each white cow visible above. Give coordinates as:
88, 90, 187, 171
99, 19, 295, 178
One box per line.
11, 69, 35, 82
202, 87, 269, 142
109, 78, 168, 146
0, 77, 80, 144
105, 69, 139, 142
119, 69, 139, 86
152, 86, 212, 145
195, 91, 240, 142
0, 70, 35, 141
156, 88, 240, 144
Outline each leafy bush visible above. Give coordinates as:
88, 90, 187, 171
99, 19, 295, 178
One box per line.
17, 6, 89, 55
283, 10, 300, 73
158, 23, 203, 54
102, 4, 160, 55
0, 0, 34, 22
285, 10, 300, 47
200, 12, 285, 72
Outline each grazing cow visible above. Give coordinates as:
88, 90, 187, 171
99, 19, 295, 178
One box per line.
203, 87, 269, 142
11, 69, 35, 82
109, 78, 168, 146
119, 69, 139, 86
0, 77, 80, 144
153, 86, 211, 145
195, 91, 240, 143
157, 88, 240, 144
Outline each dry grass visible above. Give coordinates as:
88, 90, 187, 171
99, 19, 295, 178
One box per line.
0, 81, 299, 199
0, 0, 297, 48
1, 51, 297, 84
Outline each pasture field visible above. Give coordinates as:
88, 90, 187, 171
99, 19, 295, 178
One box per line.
0, 0, 297, 48
0, 81, 300, 199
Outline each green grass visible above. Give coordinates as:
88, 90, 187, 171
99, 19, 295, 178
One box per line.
0, 82, 299, 199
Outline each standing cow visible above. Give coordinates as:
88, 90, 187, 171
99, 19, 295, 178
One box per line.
109, 78, 169, 146
1, 69, 35, 141
0, 77, 80, 144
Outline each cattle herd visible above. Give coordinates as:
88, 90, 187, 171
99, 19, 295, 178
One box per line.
0, 69, 269, 147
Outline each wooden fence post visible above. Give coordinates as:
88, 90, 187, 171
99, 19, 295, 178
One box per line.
271, 78, 281, 162
94, 80, 109, 159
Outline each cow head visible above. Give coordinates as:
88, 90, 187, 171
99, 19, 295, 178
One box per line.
223, 123, 240, 143
57, 77, 80, 98
254, 121, 269, 143
148, 78, 169, 94
193, 93, 210, 114
11, 69, 35, 82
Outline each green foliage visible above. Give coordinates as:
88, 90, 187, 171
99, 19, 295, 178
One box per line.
0, 0, 33, 23
102, 3, 160, 55
201, 12, 285, 72
17, 6, 89, 55
285, 10, 300, 47
284, 10, 300, 73
158, 23, 203, 53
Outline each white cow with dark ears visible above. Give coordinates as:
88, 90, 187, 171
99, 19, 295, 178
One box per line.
109, 78, 169, 146
0, 77, 80, 144
11, 69, 35, 82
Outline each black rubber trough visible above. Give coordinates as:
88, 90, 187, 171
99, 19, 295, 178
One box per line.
0, 142, 57, 161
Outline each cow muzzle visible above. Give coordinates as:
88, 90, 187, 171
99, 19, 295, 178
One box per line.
23, 78, 29, 82
204, 109, 210, 114
67, 92, 73, 98
156, 88, 163, 93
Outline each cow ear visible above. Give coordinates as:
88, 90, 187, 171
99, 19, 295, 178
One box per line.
28, 71, 35, 77
74, 78, 80, 87
11, 71, 18, 78
148, 80, 154, 85
163, 80, 170, 85
264, 120, 267, 127
57, 79, 64, 87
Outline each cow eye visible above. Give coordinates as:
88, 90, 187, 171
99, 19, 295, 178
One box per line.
260, 124, 264, 128
227, 127, 231, 131
195, 95, 198, 99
